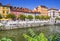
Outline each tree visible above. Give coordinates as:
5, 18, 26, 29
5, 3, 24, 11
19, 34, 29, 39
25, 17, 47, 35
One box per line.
44, 16, 50, 20
35, 16, 40, 19
39, 15, 45, 20
39, 16, 50, 20
27, 15, 33, 21
0, 14, 2, 19
55, 17, 60, 20
6, 14, 16, 20
18, 14, 26, 20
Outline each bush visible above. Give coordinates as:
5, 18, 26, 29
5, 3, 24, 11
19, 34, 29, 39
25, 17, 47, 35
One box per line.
0, 37, 12, 41
23, 29, 48, 41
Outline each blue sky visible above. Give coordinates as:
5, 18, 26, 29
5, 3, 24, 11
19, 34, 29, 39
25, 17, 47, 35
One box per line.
0, 0, 60, 10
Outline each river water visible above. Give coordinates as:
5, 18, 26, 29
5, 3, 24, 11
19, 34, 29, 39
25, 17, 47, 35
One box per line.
0, 25, 60, 41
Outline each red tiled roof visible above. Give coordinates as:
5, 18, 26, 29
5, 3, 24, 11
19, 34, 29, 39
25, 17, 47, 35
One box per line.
10, 6, 39, 14
49, 8, 58, 10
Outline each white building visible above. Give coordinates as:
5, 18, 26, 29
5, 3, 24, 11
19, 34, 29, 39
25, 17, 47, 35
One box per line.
48, 8, 59, 18
48, 8, 59, 24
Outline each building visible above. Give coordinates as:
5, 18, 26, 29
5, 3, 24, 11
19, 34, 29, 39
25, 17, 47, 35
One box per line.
48, 8, 59, 18
0, 3, 10, 17
10, 6, 21, 16
33, 5, 48, 16
10, 6, 40, 17
58, 10, 60, 18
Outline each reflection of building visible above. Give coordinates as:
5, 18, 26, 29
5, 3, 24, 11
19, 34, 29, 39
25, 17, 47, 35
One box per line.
33, 5, 48, 16
0, 3, 10, 17
48, 8, 59, 18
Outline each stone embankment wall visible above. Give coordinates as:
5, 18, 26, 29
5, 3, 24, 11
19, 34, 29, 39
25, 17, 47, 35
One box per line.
0, 20, 49, 30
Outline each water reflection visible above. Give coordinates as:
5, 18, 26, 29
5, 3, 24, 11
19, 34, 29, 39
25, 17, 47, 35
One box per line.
0, 25, 60, 41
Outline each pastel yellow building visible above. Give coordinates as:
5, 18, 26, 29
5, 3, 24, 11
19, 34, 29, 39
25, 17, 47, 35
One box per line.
0, 3, 10, 17
33, 5, 48, 16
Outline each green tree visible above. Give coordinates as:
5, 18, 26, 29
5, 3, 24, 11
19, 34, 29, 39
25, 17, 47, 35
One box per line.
27, 15, 33, 21
39, 15, 45, 20
0, 14, 2, 19
44, 16, 50, 20
39, 16, 50, 20
35, 16, 40, 19
55, 17, 60, 20
6, 14, 16, 20
18, 14, 26, 20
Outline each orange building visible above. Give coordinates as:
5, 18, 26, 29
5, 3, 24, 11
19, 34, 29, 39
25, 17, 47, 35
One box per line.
0, 3, 10, 17
33, 5, 48, 16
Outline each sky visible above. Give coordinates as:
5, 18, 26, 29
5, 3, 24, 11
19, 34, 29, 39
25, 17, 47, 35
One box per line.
0, 0, 60, 10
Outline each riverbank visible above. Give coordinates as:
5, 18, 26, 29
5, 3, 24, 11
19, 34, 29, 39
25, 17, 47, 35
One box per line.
0, 20, 60, 30
0, 20, 49, 30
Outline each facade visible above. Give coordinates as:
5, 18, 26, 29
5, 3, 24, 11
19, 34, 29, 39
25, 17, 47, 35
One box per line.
0, 3, 60, 19
48, 8, 59, 18
0, 3, 10, 17
58, 10, 60, 18
10, 6, 40, 17
33, 5, 48, 16
10, 7, 20, 16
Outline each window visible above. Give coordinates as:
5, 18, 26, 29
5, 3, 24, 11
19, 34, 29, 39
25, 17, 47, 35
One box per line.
53, 11, 55, 17
59, 14, 60, 16
7, 11, 9, 14
3, 11, 5, 13
3, 7, 5, 9
7, 7, 9, 9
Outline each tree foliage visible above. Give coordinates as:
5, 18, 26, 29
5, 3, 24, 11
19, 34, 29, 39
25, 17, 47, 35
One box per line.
35, 16, 40, 19
44, 16, 50, 20
6, 14, 16, 19
18, 14, 26, 20
55, 17, 60, 20
27, 15, 33, 20
0, 14, 2, 19
39, 16, 50, 20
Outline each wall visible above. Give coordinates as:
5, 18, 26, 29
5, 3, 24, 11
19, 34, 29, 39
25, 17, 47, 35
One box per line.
35, 6, 48, 16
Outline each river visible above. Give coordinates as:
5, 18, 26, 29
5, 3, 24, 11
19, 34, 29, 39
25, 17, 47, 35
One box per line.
0, 25, 60, 41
